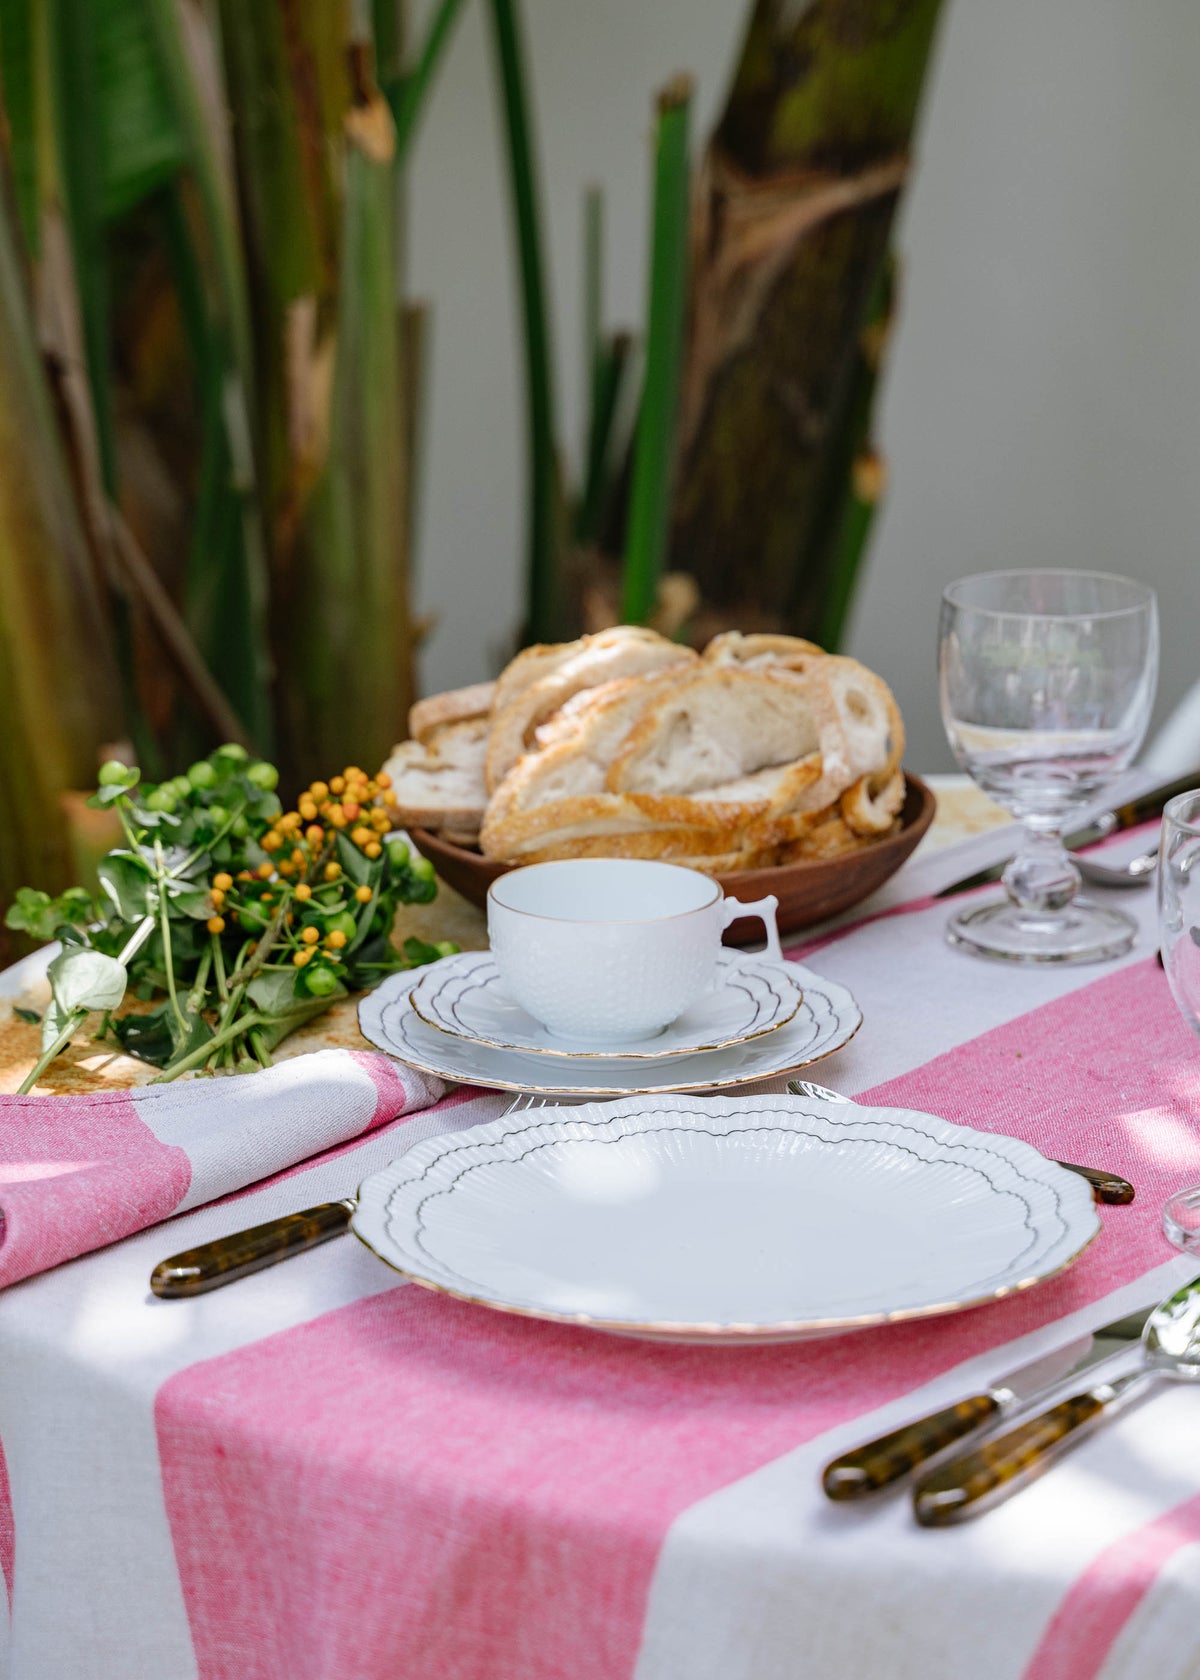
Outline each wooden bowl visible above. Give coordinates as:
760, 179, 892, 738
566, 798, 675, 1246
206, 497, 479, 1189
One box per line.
409, 773, 936, 945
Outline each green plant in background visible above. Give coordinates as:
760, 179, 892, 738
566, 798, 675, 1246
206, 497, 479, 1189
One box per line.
0, 0, 465, 952
5, 746, 451, 1091
496, 0, 945, 646
0, 0, 944, 957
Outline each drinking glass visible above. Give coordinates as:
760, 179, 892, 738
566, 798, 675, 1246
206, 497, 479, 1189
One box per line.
938, 569, 1158, 964
1158, 790, 1200, 1253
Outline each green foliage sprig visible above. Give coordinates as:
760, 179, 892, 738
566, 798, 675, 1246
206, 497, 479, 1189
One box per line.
6, 746, 454, 1092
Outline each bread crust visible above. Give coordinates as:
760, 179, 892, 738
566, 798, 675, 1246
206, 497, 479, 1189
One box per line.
386, 625, 906, 876
485, 627, 696, 792
702, 631, 826, 671
408, 681, 496, 744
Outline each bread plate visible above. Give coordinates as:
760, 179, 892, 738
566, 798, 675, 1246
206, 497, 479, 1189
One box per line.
409, 773, 936, 942
351, 1092, 1099, 1343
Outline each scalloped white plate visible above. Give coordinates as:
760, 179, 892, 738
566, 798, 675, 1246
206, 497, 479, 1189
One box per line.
407, 950, 804, 1060
358, 960, 860, 1096
351, 1093, 1100, 1343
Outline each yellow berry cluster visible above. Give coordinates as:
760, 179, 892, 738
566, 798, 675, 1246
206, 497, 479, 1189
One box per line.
203, 766, 397, 984
258, 768, 394, 869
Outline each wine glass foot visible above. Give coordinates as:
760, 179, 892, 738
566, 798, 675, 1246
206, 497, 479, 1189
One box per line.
1163, 1186, 1200, 1252
946, 898, 1137, 966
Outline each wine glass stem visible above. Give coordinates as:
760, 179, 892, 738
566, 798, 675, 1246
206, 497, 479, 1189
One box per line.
1002, 823, 1080, 918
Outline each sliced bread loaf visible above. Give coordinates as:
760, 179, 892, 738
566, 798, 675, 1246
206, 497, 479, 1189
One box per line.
382, 716, 489, 839
485, 626, 696, 792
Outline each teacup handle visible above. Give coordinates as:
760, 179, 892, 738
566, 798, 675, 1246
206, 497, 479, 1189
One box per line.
720, 893, 783, 963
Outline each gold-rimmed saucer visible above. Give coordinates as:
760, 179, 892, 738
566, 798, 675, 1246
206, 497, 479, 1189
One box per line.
406, 949, 804, 1062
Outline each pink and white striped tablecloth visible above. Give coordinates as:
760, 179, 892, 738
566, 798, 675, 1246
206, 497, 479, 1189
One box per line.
2, 817, 1199, 1680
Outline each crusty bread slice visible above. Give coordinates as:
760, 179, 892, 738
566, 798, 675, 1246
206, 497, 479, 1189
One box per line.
489, 639, 584, 723
841, 767, 905, 836
408, 680, 496, 745
778, 812, 873, 863
485, 627, 696, 792
482, 671, 684, 841
510, 824, 750, 864
819, 655, 905, 784
703, 631, 826, 671
605, 666, 854, 814
382, 716, 488, 837
516, 836, 780, 872
481, 791, 721, 861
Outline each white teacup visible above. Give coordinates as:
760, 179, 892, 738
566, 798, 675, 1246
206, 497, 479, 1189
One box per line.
487, 858, 782, 1044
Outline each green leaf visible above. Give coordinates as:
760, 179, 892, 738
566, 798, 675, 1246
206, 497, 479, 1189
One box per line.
335, 830, 384, 890
12, 1005, 40, 1025
98, 853, 155, 921
167, 887, 213, 921
95, 0, 187, 219
402, 935, 444, 968
245, 968, 306, 1017
111, 1001, 174, 1066
42, 946, 127, 1047
245, 967, 344, 1053
4, 885, 95, 942
4, 887, 53, 938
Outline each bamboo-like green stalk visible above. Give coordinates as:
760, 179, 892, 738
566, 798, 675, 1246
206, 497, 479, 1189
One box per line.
0, 135, 123, 922
391, 0, 466, 160
582, 184, 603, 459
576, 330, 631, 547
621, 76, 692, 625
487, 0, 560, 643
286, 36, 413, 777
809, 257, 895, 649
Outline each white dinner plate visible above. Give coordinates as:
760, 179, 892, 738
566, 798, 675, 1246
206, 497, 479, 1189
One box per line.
359, 959, 861, 1096
351, 1093, 1101, 1343
407, 950, 804, 1060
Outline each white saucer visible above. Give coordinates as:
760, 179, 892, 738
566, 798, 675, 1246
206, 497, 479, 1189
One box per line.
358, 960, 861, 1097
351, 1093, 1100, 1343
407, 950, 804, 1060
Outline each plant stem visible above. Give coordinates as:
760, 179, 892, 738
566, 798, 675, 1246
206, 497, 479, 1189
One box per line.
225, 895, 291, 988
154, 840, 188, 1036
179, 801, 248, 873
621, 77, 692, 625
186, 947, 213, 1014
116, 802, 143, 856
149, 1011, 266, 1083
212, 932, 228, 1002
487, 0, 559, 643
248, 1027, 272, 1070
391, 0, 467, 160
17, 1008, 88, 1094
117, 913, 157, 967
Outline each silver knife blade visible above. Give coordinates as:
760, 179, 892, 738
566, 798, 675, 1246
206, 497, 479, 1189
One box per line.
821, 1302, 1155, 1499
934, 768, 1200, 900
986, 1308, 1151, 1406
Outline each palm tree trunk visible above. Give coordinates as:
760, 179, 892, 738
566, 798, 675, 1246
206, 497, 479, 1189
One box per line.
669, 0, 944, 644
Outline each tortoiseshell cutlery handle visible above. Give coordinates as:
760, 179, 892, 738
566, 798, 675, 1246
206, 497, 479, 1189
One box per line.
1055, 1161, 1135, 1205
912, 1374, 1143, 1526
822, 1395, 1001, 1500
150, 1199, 356, 1298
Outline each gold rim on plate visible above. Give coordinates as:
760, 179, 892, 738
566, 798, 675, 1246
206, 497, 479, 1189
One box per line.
406, 955, 804, 1062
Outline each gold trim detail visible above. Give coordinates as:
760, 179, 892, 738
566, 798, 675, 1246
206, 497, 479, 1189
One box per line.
406, 956, 804, 1062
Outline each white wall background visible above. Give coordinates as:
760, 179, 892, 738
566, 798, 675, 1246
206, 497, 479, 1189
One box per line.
407, 0, 1200, 771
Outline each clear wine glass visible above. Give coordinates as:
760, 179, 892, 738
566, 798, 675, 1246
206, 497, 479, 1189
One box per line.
938, 569, 1158, 964
1158, 790, 1200, 1252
